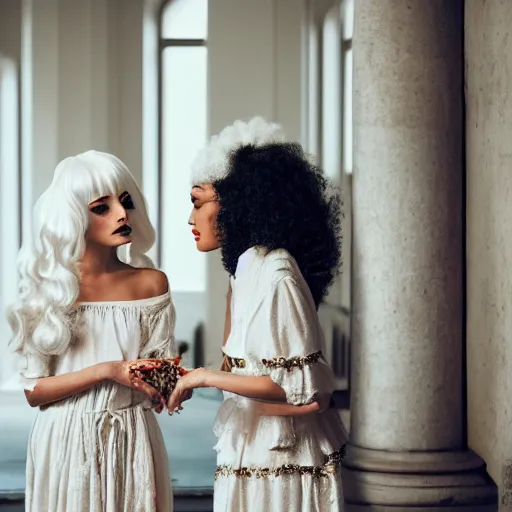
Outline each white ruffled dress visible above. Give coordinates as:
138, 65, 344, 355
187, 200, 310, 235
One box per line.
214, 247, 346, 511
18, 292, 176, 512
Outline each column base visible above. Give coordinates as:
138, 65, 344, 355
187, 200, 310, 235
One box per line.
342, 444, 498, 510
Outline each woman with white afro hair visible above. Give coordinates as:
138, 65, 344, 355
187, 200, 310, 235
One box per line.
8, 150, 176, 511
168, 117, 346, 510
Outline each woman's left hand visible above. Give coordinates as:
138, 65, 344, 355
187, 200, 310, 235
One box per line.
167, 368, 208, 414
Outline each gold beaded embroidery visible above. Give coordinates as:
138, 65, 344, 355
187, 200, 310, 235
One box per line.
262, 351, 322, 372
225, 355, 246, 369
215, 445, 345, 480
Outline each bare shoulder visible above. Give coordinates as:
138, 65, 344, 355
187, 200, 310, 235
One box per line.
126, 267, 170, 299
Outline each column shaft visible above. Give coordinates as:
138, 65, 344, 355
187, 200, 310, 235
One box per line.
344, 1, 496, 508
351, 0, 463, 452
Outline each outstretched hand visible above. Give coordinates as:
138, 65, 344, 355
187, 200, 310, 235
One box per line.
167, 368, 207, 414
105, 359, 166, 411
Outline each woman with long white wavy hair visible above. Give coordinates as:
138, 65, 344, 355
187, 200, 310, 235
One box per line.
8, 150, 175, 512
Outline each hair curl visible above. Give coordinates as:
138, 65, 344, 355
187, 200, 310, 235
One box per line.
213, 142, 342, 307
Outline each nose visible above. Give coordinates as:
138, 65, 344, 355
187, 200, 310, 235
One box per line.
116, 201, 128, 223
188, 208, 194, 226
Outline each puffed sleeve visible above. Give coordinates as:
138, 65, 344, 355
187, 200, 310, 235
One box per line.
17, 343, 52, 391
139, 293, 177, 359
258, 276, 336, 409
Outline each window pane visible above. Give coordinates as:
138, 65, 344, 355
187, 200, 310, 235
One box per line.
341, 0, 354, 41
161, 0, 208, 40
161, 46, 207, 292
322, 5, 342, 180
343, 47, 353, 174
0, 57, 20, 388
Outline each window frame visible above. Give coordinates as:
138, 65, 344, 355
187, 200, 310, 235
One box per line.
156, 0, 207, 266
0, 54, 21, 390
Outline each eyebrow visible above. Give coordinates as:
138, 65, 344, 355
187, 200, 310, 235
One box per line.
90, 196, 109, 205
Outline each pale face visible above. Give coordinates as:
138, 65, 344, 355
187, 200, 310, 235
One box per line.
86, 191, 134, 247
188, 184, 221, 252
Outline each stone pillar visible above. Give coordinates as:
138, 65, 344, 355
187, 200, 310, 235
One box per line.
343, 1, 497, 509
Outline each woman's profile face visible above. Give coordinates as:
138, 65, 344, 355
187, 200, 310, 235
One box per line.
85, 191, 134, 247
189, 184, 221, 252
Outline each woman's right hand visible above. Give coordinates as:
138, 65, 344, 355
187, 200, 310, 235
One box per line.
100, 359, 165, 409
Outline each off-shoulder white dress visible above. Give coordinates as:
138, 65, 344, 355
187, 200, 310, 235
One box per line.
18, 291, 176, 512
215, 247, 346, 511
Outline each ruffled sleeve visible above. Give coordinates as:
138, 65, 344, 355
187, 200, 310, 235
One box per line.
139, 293, 177, 359
17, 343, 52, 391
258, 276, 336, 410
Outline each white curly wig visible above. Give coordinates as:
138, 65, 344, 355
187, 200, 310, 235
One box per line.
7, 150, 155, 378
191, 116, 287, 185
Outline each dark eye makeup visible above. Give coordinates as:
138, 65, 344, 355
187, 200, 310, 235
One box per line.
90, 204, 109, 215
121, 195, 134, 210
89, 193, 135, 216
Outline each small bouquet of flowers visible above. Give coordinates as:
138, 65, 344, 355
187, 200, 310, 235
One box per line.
130, 355, 188, 403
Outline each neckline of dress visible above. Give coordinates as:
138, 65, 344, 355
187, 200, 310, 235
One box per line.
234, 246, 265, 278
76, 290, 170, 307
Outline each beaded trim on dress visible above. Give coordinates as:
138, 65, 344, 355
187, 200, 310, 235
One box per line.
223, 354, 246, 369
222, 350, 324, 372
262, 351, 323, 371
215, 445, 346, 480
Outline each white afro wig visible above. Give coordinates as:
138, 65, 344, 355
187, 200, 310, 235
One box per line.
191, 116, 287, 185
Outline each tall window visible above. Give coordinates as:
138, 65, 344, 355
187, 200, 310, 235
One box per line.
341, 0, 353, 175
320, 0, 353, 179
302, 0, 353, 393
321, 3, 342, 181
159, 0, 208, 292
0, 55, 20, 389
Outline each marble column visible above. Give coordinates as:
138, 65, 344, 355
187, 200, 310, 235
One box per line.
343, 1, 497, 509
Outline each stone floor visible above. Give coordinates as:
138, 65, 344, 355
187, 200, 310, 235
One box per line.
0, 389, 221, 511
